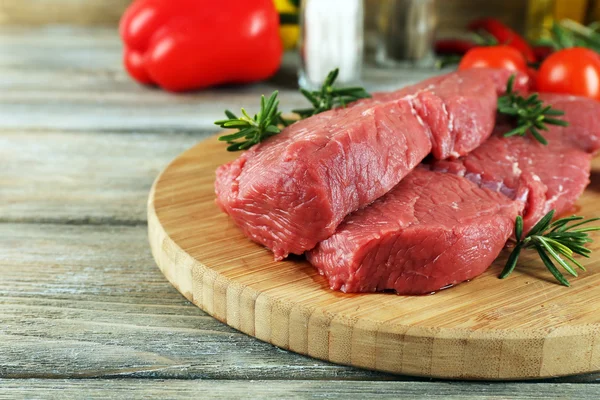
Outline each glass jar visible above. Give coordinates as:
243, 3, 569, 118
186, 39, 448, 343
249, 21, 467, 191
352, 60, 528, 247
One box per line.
374, 0, 438, 67
298, 0, 365, 89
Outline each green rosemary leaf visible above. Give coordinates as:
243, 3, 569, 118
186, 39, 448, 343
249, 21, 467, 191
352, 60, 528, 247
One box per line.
526, 93, 539, 104
503, 126, 526, 137
543, 108, 565, 116
528, 210, 555, 237
530, 126, 548, 145
324, 68, 339, 88
333, 87, 371, 97
561, 243, 592, 257
218, 127, 255, 142
572, 227, 600, 234
549, 217, 585, 233
216, 90, 283, 152
536, 245, 571, 287
558, 217, 600, 231
293, 68, 371, 118
499, 210, 599, 286
506, 75, 515, 92
533, 120, 548, 130
222, 120, 251, 128
498, 107, 520, 116
500, 244, 522, 279
544, 118, 570, 127
240, 107, 253, 121
515, 215, 523, 240
265, 125, 281, 134
499, 75, 569, 144
226, 142, 246, 151
300, 88, 320, 107
541, 237, 573, 256
537, 237, 578, 277
224, 110, 237, 119
556, 248, 586, 271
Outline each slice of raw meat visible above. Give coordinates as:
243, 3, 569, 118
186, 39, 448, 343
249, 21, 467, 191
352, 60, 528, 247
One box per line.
432, 93, 600, 233
368, 68, 529, 159
306, 168, 523, 294
540, 93, 600, 154
307, 93, 599, 295
216, 99, 432, 260
216, 69, 519, 259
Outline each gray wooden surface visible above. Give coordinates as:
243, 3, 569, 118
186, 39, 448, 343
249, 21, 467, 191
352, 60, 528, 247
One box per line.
2, 26, 600, 399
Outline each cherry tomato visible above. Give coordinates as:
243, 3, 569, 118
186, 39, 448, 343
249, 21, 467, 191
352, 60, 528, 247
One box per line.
468, 18, 536, 63
458, 45, 528, 74
537, 48, 600, 100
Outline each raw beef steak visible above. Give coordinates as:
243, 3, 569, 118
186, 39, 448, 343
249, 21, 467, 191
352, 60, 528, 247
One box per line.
432, 93, 600, 233
368, 68, 529, 159
215, 69, 519, 259
308, 93, 600, 294
307, 168, 522, 294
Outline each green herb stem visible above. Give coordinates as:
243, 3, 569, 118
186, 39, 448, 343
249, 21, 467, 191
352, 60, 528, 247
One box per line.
500, 210, 600, 286
498, 75, 569, 145
216, 68, 371, 151
292, 68, 371, 119
215, 91, 285, 152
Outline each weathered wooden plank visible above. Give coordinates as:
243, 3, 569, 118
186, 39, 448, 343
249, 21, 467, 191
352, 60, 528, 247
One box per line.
0, 89, 307, 131
0, 223, 395, 380
1, 223, 600, 382
0, 130, 207, 224
2, 379, 600, 399
0, 0, 130, 26
3, 131, 600, 226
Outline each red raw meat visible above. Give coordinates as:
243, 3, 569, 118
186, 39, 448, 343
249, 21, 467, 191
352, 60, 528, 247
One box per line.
306, 168, 522, 294
308, 93, 600, 294
215, 69, 519, 259
433, 93, 600, 233
368, 68, 528, 159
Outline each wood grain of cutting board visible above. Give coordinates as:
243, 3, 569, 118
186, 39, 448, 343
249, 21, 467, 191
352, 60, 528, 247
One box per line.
148, 134, 600, 380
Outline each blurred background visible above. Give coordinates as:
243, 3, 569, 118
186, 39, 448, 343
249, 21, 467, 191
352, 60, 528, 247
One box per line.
3, 0, 600, 92
2, 0, 598, 34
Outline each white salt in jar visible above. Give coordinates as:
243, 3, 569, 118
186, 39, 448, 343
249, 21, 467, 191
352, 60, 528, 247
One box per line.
298, 0, 364, 89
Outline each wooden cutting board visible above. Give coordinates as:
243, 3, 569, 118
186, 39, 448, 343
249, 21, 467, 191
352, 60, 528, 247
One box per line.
148, 134, 600, 380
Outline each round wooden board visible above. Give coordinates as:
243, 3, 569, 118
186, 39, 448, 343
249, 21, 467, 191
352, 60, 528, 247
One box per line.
148, 134, 600, 380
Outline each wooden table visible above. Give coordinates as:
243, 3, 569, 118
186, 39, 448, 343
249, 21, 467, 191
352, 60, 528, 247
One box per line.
2, 26, 600, 399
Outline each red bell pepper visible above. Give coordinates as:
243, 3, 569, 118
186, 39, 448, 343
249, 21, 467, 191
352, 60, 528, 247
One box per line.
469, 18, 536, 63
119, 0, 283, 92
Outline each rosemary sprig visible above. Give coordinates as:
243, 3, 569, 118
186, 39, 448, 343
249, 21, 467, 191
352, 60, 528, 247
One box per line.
215, 91, 289, 152
500, 210, 600, 286
292, 68, 371, 119
535, 20, 600, 53
216, 68, 371, 151
498, 75, 569, 145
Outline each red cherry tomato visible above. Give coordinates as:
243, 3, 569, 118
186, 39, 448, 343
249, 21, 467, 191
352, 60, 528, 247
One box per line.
468, 19, 537, 63
458, 45, 528, 74
537, 48, 600, 100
